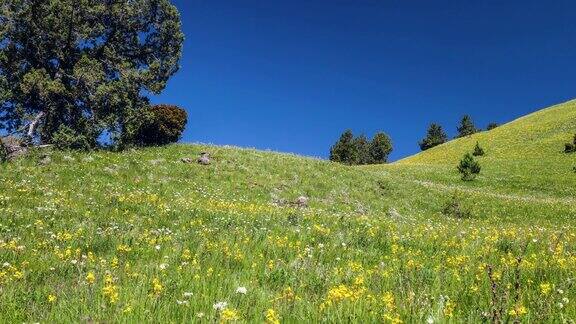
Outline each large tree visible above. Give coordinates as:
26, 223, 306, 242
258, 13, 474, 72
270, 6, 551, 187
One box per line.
419, 123, 447, 151
329, 130, 358, 165
0, 0, 184, 147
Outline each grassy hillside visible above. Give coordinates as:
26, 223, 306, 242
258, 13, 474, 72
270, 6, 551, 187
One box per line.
0, 101, 575, 322
387, 99, 576, 198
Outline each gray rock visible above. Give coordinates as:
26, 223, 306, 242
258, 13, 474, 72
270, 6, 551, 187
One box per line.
197, 152, 211, 165
295, 196, 309, 208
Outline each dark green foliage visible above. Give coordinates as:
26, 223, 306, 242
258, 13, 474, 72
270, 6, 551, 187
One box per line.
457, 153, 481, 181
51, 125, 92, 151
132, 105, 188, 146
0, 0, 184, 149
330, 130, 393, 165
330, 130, 358, 165
419, 123, 448, 151
354, 135, 372, 165
564, 134, 576, 153
0, 139, 6, 163
442, 193, 472, 219
456, 115, 478, 138
369, 132, 393, 164
472, 142, 485, 156
487, 122, 499, 130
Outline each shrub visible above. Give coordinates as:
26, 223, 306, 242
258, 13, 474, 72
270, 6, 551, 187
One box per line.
564, 134, 576, 153
419, 123, 447, 151
133, 104, 188, 146
457, 153, 481, 181
472, 142, 485, 156
442, 193, 472, 219
51, 125, 92, 151
486, 122, 499, 130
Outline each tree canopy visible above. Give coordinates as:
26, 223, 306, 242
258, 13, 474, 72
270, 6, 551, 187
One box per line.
0, 0, 184, 147
330, 130, 393, 165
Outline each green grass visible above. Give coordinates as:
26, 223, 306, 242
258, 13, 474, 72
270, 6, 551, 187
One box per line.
0, 100, 575, 323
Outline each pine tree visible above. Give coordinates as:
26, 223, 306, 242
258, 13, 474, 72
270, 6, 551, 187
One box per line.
456, 115, 478, 138
472, 142, 485, 156
419, 123, 448, 151
369, 132, 393, 164
330, 130, 358, 165
457, 153, 481, 181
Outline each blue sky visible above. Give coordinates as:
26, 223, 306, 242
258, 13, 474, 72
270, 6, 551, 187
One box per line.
152, 0, 576, 161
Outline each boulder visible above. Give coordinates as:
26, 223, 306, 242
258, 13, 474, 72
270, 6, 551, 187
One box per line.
295, 196, 309, 208
197, 152, 211, 165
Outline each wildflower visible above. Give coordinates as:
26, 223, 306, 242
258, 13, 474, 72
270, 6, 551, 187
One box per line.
265, 308, 280, 324
221, 308, 240, 321
508, 305, 527, 317
197, 312, 205, 318
236, 286, 247, 295
176, 300, 189, 305
540, 283, 551, 295
443, 300, 455, 318
183, 292, 193, 298
47, 294, 57, 303
159, 263, 168, 270
213, 301, 228, 311
151, 278, 163, 296
102, 274, 119, 304
86, 271, 96, 285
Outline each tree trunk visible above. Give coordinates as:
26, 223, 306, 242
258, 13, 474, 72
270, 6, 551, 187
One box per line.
27, 111, 45, 139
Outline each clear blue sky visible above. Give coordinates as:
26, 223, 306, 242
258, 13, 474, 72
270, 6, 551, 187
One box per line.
152, 0, 576, 161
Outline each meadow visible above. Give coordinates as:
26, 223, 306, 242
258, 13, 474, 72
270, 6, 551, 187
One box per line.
0, 100, 575, 323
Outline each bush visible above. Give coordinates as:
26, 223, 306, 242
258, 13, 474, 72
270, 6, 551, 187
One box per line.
133, 104, 188, 146
564, 134, 576, 153
51, 125, 92, 151
472, 142, 485, 156
457, 153, 481, 181
486, 122, 499, 130
442, 193, 472, 219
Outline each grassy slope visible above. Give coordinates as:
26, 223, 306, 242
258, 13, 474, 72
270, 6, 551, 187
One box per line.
387, 99, 576, 198
0, 101, 575, 322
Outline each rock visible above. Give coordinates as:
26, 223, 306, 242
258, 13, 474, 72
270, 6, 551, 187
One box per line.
38, 155, 51, 166
181, 157, 194, 164
197, 152, 211, 165
295, 196, 309, 208
1, 136, 27, 161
